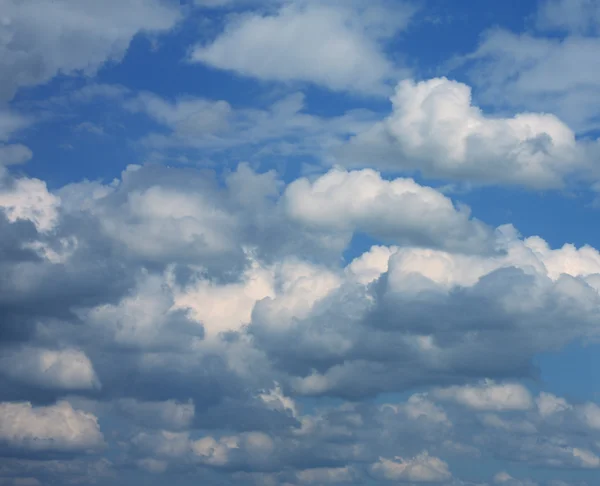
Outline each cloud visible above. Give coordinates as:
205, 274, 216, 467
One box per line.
0, 175, 60, 233
126, 90, 377, 160
115, 399, 195, 431
190, 0, 414, 94
0, 0, 181, 101
296, 466, 356, 484
0, 145, 32, 166
536, 0, 600, 34
0, 110, 31, 143
0, 348, 100, 391
73, 122, 105, 136
0, 401, 104, 453
2, 149, 600, 485
493, 472, 538, 486
536, 392, 572, 417
370, 451, 452, 482
457, 1, 600, 133
337, 77, 582, 188
284, 167, 495, 253
247, 226, 600, 398
434, 381, 533, 411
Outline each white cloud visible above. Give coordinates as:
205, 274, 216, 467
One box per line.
434, 382, 533, 411
0, 0, 181, 101
0, 175, 60, 232
338, 77, 581, 188
173, 258, 275, 337
459, 5, 600, 133
0, 401, 104, 452
191, 435, 240, 466
572, 447, 600, 468
578, 402, 600, 430
370, 451, 452, 482
284, 167, 494, 253
535, 392, 572, 417
191, 1, 414, 94
82, 271, 202, 349
382, 394, 451, 426
0, 347, 100, 390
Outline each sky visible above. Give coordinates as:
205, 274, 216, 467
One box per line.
2, 0, 600, 485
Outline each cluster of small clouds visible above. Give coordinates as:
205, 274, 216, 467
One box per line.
1, 0, 600, 485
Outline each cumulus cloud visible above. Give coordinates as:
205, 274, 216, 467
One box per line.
250, 228, 600, 398
337, 77, 582, 188
0, 401, 104, 453
190, 0, 414, 94
0, 31, 599, 479
284, 167, 494, 253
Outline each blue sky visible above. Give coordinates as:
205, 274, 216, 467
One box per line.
1, 0, 600, 485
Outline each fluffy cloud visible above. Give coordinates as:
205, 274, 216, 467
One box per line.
337, 77, 582, 188
190, 0, 414, 93
0, 401, 104, 453
249, 229, 600, 398
284, 167, 494, 253
1, 131, 600, 484
0, 0, 181, 101
0, 175, 60, 232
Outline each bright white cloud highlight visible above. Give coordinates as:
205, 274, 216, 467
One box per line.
339, 77, 581, 188
0, 176, 60, 232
